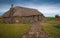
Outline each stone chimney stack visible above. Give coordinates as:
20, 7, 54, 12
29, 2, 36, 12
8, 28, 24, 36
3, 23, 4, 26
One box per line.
10, 4, 14, 16
9, 4, 14, 23
11, 4, 13, 8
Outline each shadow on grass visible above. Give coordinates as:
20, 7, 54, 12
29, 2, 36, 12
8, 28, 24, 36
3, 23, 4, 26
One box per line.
53, 24, 60, 29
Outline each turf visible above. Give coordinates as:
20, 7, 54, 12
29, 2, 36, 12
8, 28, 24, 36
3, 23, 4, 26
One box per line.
0, 19, 3, 24
40, 17, 60, 38
0, 24, 30, 38
41, 24, 60, 38
53, 24, 60, 29
45, 17, 60, 24
46, 17, 56, 21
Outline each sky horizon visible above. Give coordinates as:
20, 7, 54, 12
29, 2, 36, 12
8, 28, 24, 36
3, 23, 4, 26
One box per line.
0, 0, 60, 17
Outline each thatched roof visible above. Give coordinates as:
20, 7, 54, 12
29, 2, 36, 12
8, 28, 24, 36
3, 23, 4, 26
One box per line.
2, 6, 43, 17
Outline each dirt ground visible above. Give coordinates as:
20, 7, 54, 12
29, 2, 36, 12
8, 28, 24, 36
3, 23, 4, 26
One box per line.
21, 22, 53, 38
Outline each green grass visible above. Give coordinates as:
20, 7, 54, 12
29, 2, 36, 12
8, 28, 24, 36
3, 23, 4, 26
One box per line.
45, 17, 60, 24
40, 17, 60, 38
41, 23, 60, 38
0, 19, 3, 24
53, 24, 60, 29
46, 17, 60, 22
46, 17, 56, 21
0, 24, 30, 38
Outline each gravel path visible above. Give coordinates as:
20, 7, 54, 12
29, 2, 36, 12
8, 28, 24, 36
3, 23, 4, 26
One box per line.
21, 22, 53, 38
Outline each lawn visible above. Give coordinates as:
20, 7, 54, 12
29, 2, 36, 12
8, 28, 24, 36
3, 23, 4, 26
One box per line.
45, 17, 60, 24
0, 24, 30, 38
40, 17, 60, 38
0, 19, 31, 38
0, 19, 3, 24
46, 17, 56, 21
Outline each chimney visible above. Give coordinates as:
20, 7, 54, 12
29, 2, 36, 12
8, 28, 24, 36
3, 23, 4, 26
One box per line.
9, 4, 14, 23
11, 4, 13, 8
10, 4, 14, 17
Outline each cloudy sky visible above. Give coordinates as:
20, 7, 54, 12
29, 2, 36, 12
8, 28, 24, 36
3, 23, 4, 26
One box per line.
0, 0, 60, 17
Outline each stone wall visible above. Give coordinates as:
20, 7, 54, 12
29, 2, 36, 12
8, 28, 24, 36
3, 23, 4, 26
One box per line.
2, 15, 44, 24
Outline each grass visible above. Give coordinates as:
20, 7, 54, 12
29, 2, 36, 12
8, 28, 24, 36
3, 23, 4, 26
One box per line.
45, 17, 60, 24
40, 17, 60, 38
46, 17, 56, 21
41, 24, 60, 38
0, 19, 3, 24
0, 19, 31, 38
0, 24, 30, 38
53, 24, 60, 29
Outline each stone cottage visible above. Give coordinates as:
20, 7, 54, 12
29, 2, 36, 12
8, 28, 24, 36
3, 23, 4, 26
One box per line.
2, 4, 45, 24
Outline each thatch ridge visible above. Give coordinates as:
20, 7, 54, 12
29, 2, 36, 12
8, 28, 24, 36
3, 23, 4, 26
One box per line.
2, 6, 42, 17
